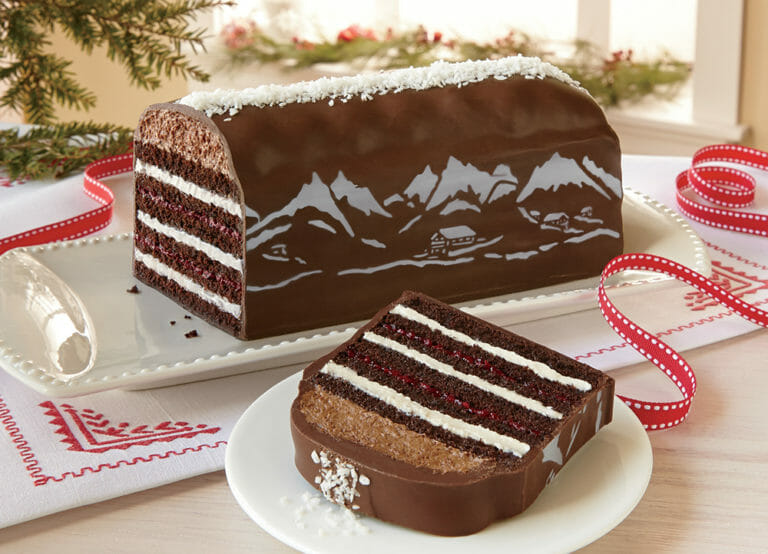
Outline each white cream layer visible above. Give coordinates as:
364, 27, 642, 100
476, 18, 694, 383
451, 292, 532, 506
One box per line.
179, 56, 585, 118
390, 304, 592, 391
134, 158, 242, 218
136, 211, 243, 272
134, 249, 241, 318
362, 331, 562, 420
321, 361, 530, 457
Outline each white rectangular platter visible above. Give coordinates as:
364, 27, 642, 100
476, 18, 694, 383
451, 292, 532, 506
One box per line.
0, 188, 709, 397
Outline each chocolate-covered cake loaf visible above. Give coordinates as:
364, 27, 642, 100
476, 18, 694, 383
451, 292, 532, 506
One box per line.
132, 57, 623, 339
290, 291, 614, 536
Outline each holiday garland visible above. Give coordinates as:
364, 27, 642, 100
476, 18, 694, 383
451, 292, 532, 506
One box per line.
221, 22, 691, 108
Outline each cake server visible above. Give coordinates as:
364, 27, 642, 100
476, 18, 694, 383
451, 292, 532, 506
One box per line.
0, 249, 97, 382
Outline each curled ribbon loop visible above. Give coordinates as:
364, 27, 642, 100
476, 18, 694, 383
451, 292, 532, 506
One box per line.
599, 253, 768, 430
676, 144, 768, 236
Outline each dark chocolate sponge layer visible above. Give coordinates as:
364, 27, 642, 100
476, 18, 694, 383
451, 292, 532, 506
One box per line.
135, 176, 242, 256
133, 258, 242, 337
134, 222, 242, 304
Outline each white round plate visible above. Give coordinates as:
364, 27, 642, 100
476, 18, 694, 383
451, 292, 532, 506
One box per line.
226, 372, 653, 554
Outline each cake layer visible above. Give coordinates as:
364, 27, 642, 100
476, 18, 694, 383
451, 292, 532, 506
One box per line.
136, 108, 235, 183
291, 291, 614, 535
133, 256, 241, 336
134, 142, 241, 210
133, 107, 248, 336
311, 371, 526, 461
377, 311, 588, 409
327, 342, 552, 452
134, 223, 242, 305
389, 296, 602, 389
134, 177, 242, 257
299, 385, 492, 474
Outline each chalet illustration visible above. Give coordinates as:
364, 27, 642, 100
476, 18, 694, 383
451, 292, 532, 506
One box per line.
429, 225, 477, 256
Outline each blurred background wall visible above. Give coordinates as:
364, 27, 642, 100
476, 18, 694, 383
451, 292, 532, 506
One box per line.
5, 0, 765, 154
740, 0, 768, 151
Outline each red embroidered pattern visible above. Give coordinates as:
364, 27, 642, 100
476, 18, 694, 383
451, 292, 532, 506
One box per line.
685, 260, 768, 311
40, 401, 221, 453
0, 396, 224, 486
706, 240, 768, 272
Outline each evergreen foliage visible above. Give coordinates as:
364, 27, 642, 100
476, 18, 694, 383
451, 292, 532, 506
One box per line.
223, 23, 692, 110
0, 0, 230, 180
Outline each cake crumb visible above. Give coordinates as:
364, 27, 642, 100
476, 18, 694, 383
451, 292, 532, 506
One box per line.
126, 285, 140, 294
170, 320, 176, 326
184, 330, 199, 339
184, 315, 192, 320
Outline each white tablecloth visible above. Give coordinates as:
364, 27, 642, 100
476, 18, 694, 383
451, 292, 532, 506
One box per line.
0, 154, 766, 528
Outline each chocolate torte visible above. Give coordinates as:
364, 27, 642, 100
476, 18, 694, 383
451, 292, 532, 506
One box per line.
132, 56, 623, 339
290, 291, 615, 536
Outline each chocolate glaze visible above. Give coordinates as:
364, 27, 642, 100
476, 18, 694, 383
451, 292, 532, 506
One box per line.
135, 68, 622, 340
290, 291, 615, 536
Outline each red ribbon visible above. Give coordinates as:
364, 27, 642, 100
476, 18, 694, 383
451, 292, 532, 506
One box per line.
675, 144, 768, 236
601, 144, 768, 430
599, 253, 768, 430
0, 152, 133, 255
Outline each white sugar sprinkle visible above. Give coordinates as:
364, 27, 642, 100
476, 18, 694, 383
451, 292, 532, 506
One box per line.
178, 56, 585, 118
285, 489, 370, 536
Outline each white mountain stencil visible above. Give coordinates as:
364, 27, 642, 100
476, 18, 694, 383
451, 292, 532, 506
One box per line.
361, 238, 387, 248
246, 172, 355, 238
517, 153, 611, 202
308, 219, 337, 234
487, 163, 518, 202
564, 228, 620, 244
330, 171, 392, 217
246, 223, 291, 251
440, 198, 481, 215
403, 165, 438, 204
582, 156, 622, 198
242, 152, 622, 289
383, 193, 403, 207
399, 214, 421, 233
426, 156, 502, 210
488, 182, 517, 203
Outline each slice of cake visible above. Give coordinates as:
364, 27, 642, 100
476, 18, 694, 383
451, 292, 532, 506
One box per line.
290, 290, 615, 536
133, 56, 623, 339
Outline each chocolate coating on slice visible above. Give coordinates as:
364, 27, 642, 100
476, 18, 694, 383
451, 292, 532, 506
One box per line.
290, 291, 614, 536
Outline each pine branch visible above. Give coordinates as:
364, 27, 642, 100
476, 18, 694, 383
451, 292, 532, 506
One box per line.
0, 0, 232, 124
0, 121, 133, 180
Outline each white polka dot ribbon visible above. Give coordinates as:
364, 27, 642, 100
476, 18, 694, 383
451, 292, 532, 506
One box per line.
676, 144, 768, 236
0, 152, 133, 255
598, 253, 768, 430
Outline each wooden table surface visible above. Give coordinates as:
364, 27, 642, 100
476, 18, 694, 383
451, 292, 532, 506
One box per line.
1, 327, 766, 553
